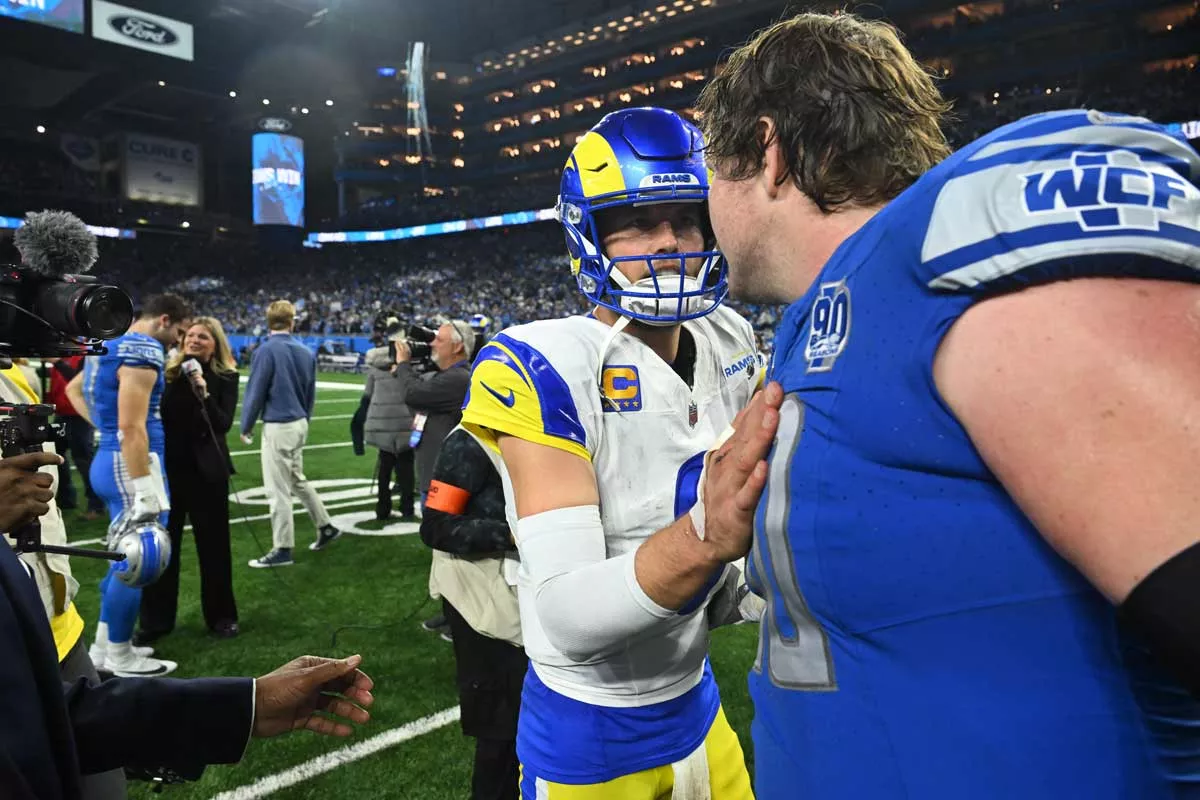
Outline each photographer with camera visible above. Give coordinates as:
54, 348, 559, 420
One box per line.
391, 320, 475, 636
390, 321, 475, 503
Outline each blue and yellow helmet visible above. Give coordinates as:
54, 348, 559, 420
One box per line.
558, 107, 726, 325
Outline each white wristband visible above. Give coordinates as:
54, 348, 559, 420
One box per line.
689, 503, 707, 541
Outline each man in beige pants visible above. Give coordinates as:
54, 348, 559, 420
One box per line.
240, 300, 340, 568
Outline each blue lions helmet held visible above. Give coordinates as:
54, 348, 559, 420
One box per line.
106, 510, 172, 588
557, 107, 727, 326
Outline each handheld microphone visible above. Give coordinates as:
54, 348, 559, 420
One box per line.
181, 358, 205, 399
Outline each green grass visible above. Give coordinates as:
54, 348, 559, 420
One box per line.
63, 373, 759, 799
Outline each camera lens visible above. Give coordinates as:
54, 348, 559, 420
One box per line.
36, 282, 133, 339
77, 286, 134, 338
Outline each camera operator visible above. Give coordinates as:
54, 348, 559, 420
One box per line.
392, 320, 475, 638
391, 320, 475, 503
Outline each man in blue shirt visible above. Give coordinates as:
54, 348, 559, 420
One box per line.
67, 293, 191, 678
689, 11, 1200, 800
241, 300, 339, 568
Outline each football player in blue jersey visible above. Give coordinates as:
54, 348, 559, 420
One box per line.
694, 11, 1200, 800
68, 294, 192, 677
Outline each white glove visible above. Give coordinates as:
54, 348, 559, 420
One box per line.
130, 473, 168, 522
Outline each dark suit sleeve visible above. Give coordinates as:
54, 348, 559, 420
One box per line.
419, 429, 513, 556
402, 366, 470, 415
65, 675, 254, 777
202, 371, 238, 435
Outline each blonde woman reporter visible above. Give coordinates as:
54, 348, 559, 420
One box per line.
138, 318, 241, 642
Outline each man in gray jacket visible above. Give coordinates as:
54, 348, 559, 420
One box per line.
362, 346, 416, 520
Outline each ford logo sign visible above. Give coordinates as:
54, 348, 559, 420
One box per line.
110, 15, 179, 46
259, 117, 293, 133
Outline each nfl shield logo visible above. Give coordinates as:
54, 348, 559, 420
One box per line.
688, 402, 698, 428
805, 280, 852, 373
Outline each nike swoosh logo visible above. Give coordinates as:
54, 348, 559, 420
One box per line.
482, 383, 516, 408
586, 162, 608, 173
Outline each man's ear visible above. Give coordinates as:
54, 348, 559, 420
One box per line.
758, 116, 787, 200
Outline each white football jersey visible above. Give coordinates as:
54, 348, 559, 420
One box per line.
461, 306, 762, 707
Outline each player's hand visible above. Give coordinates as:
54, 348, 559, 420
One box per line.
697, 382, 783, 563
240, 431, 254, 445
0, 452, 61, 533
253, 654, 374, 738
130, 491, 163, 523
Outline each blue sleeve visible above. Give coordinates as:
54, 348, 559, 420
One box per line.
115, 338, 163, 371
240, 346, 274, 434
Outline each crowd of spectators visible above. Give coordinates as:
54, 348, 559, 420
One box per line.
0, 50, 1193, 356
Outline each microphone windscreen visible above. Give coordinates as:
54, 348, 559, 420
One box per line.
13, 210, 99, 277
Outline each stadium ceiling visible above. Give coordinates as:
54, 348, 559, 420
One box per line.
0, 0, 630, 139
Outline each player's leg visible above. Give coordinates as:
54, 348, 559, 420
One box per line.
519, 764, 671, 800
702, 706, 754, 800
90, 449, 176, 676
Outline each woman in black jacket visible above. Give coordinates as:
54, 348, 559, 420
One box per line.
138, 317, 240, 641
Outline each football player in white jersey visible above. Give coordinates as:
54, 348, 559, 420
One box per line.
461, 107, 776, 799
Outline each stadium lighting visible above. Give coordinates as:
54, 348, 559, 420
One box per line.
35, 125, 45, 134
181, 221, 190, 229
158, 80, 166, 87
326, 99, 334, 106
262, 98, 270, 105
301, 107, 310, 114
229, 90, 237, 98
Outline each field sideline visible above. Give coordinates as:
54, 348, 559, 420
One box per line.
62, 371, 760, 799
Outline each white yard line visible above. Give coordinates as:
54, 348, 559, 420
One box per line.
209, 707, 460, 800
66, 495, 379, 547
306, 414, 354, 421
230, 441, 354, 457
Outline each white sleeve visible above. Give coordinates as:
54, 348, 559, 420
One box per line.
520, 505, 674, 662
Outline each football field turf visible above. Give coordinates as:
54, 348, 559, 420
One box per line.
63, 371, 760, 799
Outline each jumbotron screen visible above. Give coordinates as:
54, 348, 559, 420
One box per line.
0, 0, 85, 33
252, 133, 305, 227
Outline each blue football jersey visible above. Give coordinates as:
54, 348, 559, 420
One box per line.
749, 110, 1200, 799
81, 332, 166, 454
